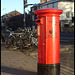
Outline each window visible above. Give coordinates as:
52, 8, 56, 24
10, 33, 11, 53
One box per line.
51, 0, 58, 1
47, 0, 50, 2
32, 8, 34, 12
32, 15, 34, 21
41, 0, 45, 3
66, 11, 74, 18
71, 12, 73, 17
1, 17, 2, 22
66, 11, 70, 18
37, 7, 40, 10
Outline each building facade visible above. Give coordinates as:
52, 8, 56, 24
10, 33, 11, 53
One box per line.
1, 10, 32, 31
1, 10, 22, 30
31, 0, 74, 29
41, 0, 51, 4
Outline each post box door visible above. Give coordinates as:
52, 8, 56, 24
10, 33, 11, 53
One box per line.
46, 15, 60, 64
37, 17, 46, 64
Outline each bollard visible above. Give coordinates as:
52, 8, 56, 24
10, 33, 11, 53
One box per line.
34, 8, 63, 75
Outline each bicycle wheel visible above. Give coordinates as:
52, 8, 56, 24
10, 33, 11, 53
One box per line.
5, 38, 11, 48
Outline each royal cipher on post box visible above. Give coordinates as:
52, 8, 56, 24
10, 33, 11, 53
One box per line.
35, 8, 63, 75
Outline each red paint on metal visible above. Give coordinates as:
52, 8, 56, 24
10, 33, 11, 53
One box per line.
35, 8, 63, 64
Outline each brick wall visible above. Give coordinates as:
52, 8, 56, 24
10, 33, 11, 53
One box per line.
41, 0, 46, 3
47, 0, 50, 2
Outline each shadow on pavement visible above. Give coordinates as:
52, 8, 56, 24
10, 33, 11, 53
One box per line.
1, 66, 37, 75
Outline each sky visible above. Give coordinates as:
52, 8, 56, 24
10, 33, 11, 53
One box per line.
1, 0, 40, 16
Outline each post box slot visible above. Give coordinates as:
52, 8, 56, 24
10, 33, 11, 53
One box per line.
36, 20, 40, 22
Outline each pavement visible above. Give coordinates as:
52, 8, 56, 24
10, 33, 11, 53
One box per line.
1, 45, 37, 75
1, 43, 74, 75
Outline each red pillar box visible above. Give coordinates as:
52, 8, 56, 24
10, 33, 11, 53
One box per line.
35, 8, 63, 75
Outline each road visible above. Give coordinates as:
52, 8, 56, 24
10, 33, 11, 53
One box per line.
60, 32, 74, 45
60, 32, 74, 40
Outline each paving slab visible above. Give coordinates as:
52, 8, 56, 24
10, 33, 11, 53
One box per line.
1, 44, 74, 75
1, 47, 37, 75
